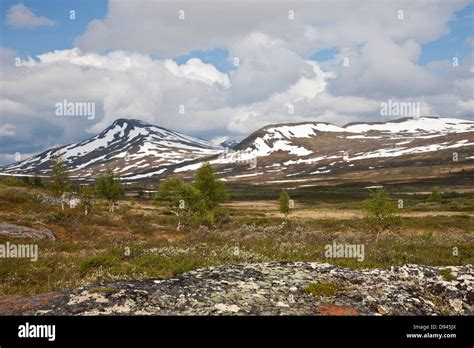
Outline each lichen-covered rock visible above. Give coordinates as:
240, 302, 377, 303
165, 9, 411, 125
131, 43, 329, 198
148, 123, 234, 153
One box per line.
0, 262, 471, 315
37, 194, 62, 206
0, 222, 55, 241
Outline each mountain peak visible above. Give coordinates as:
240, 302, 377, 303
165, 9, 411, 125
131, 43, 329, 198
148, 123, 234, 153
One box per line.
2, 116, 473, 182
1, 117, 222, 179
111, 118, 148, 128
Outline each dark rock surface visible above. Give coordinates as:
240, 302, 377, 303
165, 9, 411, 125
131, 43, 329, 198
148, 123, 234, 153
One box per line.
0, 262, 471, 315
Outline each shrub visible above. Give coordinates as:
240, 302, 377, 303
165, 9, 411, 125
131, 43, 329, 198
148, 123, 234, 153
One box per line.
32, 176, 44, 187
212, 206, 231, 225
79, 184, 95, 215
122, 211, 155, 235
0, 188, 30, 203
429, 187, 442, 203
49, 154, 71, 200
363, 188, 401, 243
44, 210, 82, 224
96, 170, 124, 212
1, 177, 25, 187
122, 211, 151, 225
18, 176, 44, 187
155, 178, 207, 230
193, 162, 229, 210
79, 255, 117, 274
278, 190, 291, 219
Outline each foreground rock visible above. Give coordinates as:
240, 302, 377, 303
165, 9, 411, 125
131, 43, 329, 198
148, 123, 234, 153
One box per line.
0, 222, 55, 241
0, 262, 472, 315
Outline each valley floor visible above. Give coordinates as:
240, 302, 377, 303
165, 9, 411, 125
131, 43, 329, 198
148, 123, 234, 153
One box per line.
0, 182, 473, 315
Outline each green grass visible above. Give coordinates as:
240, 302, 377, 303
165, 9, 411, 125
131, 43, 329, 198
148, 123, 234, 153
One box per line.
303, 282, 344, 297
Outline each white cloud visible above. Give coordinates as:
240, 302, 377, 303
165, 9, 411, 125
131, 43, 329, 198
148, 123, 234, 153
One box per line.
75, 0, 469, 57
0, 46, 471, 151
226, 32, 313, 105
456, 99, 474, 116
0, 124, 15, 137
1, 0, 473, 165
164, 58, 230, 88
6, 3, 55, 29
327, 35, 441, 98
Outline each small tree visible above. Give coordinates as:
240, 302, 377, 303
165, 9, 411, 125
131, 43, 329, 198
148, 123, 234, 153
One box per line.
429, 187, 442, 203
193, 162, 229, 210
155, 178, 206, 230
96, 170, 124, 212
50, 153, 70, 210
80, 184, 95, 216
278, 190, 291, 219
363, 188, 401, 243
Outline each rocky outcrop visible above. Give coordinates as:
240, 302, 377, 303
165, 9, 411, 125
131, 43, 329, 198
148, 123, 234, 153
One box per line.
0, 222, 56, 241
0, 262, 471, 315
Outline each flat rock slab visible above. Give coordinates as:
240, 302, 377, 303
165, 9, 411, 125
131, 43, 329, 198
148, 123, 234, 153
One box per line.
0, 262, 471, 315
0, 222, 56, 241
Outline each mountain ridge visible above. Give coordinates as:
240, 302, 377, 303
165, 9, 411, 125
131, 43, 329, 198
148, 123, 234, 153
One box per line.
0, 118, 222, 180
1, 116, 473, 183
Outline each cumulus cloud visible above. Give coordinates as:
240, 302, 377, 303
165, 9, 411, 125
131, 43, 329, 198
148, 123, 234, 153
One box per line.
71, 0, 473, 121
75, 0, 469, 56
0, 0, 472, 165
0, 39, 472, 165
226, 33, 313, 105
164, 58, 230, 88
327, 36, 441, 98
6, 3, 55, 29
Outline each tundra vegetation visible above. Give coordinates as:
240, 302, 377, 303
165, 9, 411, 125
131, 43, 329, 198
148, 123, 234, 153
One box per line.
96, 171, 124, 212
278, 190, 292, 220
0, 166, 472, 296
363, 188, 402, 243
49, 154, 70, 210
154, 163, 229, 229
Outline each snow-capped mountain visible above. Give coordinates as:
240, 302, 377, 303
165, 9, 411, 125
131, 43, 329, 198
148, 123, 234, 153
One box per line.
175, 117, 474, 184
1, 116, 473, 184
0, 119, 222, 180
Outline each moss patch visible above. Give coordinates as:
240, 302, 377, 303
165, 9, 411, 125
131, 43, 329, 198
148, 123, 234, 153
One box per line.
303, 282, 344, 297
440, 268, 457, 282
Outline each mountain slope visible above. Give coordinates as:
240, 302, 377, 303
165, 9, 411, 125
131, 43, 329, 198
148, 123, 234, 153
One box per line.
1, 119, 222, 180
2, 116, 473, 184
174, 117, 474, 185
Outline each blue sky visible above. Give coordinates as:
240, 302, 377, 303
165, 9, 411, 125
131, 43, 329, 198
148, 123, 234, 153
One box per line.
418, 2, 474, 65
0, 0, 473, 165
1, 0, 108, 57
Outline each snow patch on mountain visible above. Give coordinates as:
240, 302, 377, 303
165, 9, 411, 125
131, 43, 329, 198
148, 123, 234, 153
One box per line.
1, 119, 222, 178
2, 116, 473, 180
344, 117, 474, 137
348, 140, 474, 161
